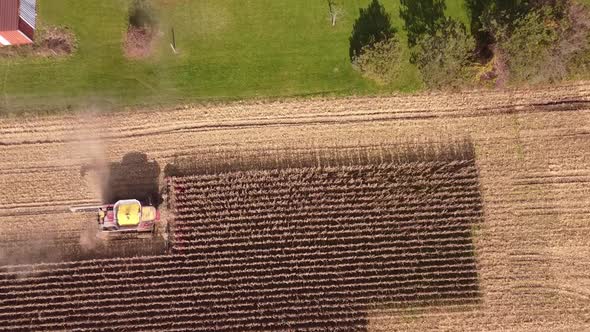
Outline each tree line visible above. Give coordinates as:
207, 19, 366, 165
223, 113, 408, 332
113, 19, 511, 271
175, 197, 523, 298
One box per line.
349, 0, 590, 88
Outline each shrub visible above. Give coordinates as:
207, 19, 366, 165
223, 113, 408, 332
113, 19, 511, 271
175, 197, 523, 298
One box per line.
556, 2, 590, 80
567, 31, 590, 79
352, 37, 403, 84
474, 1, 590, 84
412, 18, 476, 89
495, 8, 559, 82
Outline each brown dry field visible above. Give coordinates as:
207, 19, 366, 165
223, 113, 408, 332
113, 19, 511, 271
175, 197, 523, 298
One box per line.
1, 82, 589, 330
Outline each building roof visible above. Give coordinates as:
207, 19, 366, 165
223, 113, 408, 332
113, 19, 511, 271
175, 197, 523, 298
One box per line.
0, 0, 19, 31
0, 30, 32, 46
0, 0, 35, 45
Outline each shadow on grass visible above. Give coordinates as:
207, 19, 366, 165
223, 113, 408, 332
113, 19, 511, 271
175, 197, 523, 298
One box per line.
400, 0, 447, 46
349, 0, 396, 60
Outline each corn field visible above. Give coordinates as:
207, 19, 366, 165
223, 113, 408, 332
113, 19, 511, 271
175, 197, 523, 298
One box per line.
0, 82, 588, 331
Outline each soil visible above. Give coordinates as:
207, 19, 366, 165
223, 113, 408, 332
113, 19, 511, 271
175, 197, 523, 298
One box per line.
124, 26, 155, 59
0, 82, 589, 330
493, 46, 510, 89
38, 26, 76, 56
475, 44, 510, 89
0, 26, 75, 58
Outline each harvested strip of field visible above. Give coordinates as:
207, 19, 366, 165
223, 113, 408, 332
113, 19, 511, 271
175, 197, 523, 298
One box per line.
0, 211, 167, 265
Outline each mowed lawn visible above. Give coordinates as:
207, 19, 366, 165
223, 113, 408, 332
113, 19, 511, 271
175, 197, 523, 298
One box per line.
0, 0, 469, 113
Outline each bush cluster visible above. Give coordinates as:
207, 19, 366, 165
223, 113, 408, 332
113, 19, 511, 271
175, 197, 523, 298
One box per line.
349, 0, 590, 88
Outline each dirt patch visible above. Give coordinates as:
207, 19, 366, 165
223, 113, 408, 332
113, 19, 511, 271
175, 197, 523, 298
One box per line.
38, 27, 76, 56
475, 44, 510, 89
0, 26, 76, 58
123, 26, 156, 59
492, 46, 510, 89
124, 0, 158, 59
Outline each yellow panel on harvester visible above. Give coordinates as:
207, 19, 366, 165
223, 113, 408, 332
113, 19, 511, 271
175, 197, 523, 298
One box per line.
116, 201, 141, 226
141, 206, 157, 222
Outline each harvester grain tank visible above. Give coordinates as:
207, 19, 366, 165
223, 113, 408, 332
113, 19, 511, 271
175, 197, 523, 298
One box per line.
69, 199, 159, 234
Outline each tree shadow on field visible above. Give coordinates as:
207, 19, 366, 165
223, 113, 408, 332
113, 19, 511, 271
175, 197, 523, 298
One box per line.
400, 0, 447, 47
101, 152, 161, 206
349, 0, 396, 60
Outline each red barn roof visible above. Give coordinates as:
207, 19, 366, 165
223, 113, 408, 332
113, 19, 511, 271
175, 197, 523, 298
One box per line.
0, 0, 19, 31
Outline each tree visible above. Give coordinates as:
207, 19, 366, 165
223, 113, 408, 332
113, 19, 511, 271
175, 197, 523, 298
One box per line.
349, 0, 396, 60
400, 0, 447, 46
466, 0, 577, 84
327, 0, 343, 26
353, 37, 403, 84
413, 18, 476, 88
494, 7, 559, 82
466, 0, 568, 46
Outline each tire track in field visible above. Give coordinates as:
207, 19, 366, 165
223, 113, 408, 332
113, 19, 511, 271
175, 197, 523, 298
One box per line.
0, 98, 589, 146
0, 128, 586, 177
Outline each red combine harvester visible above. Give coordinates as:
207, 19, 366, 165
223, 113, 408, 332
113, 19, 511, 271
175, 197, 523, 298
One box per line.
70, 199, 160, 235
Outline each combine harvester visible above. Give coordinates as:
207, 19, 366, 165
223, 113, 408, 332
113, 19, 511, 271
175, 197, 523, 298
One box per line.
69, 199, 160, 237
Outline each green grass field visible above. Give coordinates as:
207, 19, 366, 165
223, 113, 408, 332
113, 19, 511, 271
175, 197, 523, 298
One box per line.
1, 0, 470, 113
